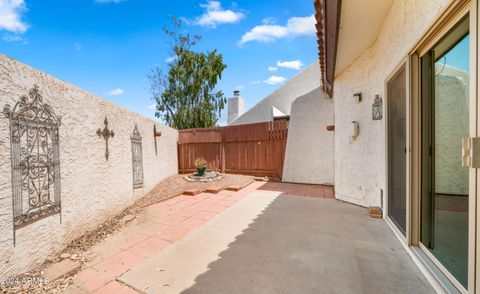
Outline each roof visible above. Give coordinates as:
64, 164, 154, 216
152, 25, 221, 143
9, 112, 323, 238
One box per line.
314, 0, 342, 98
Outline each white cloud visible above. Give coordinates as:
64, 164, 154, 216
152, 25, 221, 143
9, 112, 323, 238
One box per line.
108, 88, 125, 96
74, 42, 83, 55
0, 0, 28, 34
2, 32, 26, 43
235, 85, 244, 90
264, 76, 286, 85
250, 80, 261, 85
268, 66, 278, 72
148, 103, 156, 110
194, 1, 244, 28
165, 56, 177, 64
239, 15, 315, 44
276, 60, 303, 70
95, 0, 126, 3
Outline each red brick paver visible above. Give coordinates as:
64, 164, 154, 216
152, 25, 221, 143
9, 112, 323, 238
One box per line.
93, 281, 138, 294
44, 258, 81, 282
73, 268, 111, 292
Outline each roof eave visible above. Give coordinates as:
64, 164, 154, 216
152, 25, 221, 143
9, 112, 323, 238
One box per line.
314, 0, 342, 98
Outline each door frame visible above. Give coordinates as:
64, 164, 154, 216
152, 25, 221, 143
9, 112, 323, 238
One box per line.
408, 0, 477, 292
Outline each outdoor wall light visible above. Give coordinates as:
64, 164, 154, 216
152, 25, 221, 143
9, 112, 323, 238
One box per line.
349, 121, 359, 143
326, 125, 335, 132
353, 93, 362, 103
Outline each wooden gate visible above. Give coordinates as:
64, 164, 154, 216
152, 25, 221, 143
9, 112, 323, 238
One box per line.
178, 120, 288, 178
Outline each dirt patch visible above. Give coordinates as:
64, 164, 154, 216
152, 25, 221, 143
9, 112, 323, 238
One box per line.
1, 173, 253, 294
136, 174, 254, 208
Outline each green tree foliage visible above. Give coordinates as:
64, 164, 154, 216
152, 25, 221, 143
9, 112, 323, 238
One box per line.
149, 17, 227, 129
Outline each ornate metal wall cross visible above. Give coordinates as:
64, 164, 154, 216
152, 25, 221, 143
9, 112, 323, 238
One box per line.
97, 116, 115, 160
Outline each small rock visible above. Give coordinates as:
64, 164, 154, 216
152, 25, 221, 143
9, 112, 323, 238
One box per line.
70, 254, 79, 260
60, 253, 71, 259
123, 214, 135, 222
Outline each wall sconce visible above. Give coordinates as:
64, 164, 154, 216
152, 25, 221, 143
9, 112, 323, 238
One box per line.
349, 121, 359, 143
372, 94, 383, 120
326, 125, 335, 132
353, 93, 362, 103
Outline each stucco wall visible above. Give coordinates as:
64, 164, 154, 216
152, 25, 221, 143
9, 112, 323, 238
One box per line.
229, 63, 321, 125
333, 0, 451, 207
0, 54, 178, 275
282, 87, 334, 185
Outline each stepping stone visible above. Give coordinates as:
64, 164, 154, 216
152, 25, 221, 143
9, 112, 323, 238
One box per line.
43, 258, 81, 282
226, 185, 241, 192
206, 187, 221, 194
183, 189, 200, 196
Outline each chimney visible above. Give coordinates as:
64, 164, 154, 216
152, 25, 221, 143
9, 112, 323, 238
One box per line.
228, 90, 244, 124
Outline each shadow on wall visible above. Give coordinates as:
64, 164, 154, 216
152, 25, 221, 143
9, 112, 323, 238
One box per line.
180, 195, 433, 294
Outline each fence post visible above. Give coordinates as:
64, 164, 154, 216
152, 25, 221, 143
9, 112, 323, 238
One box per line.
221, 129, 226, 173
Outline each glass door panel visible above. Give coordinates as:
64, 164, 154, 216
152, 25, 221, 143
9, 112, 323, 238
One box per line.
420, 16, 469, 289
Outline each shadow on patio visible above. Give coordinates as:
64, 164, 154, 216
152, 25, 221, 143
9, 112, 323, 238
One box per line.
120, 185, 434, 294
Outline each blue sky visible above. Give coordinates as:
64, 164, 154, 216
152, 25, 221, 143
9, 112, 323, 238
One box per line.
0, 0, 318, 125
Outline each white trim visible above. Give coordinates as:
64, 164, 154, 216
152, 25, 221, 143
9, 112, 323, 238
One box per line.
385, 218, 447, 294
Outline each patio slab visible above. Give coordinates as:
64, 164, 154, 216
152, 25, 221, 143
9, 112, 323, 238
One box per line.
118, 190, 434, 294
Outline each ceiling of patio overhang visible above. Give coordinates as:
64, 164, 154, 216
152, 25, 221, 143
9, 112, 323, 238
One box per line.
335, 0, 394, 75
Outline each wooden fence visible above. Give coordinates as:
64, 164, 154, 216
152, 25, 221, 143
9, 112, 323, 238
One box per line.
178, 120, 288, 178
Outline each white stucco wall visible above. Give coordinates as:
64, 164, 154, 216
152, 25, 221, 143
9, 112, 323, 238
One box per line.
282, 87, 334, 185
229, 63, 321, 125
0, 54, 178, 275
333, 0, 452, 207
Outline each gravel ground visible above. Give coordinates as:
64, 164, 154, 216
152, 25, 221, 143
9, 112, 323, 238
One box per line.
1, 173, 254, 294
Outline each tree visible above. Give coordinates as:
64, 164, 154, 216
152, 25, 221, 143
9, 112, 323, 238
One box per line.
149, 17, 227, 129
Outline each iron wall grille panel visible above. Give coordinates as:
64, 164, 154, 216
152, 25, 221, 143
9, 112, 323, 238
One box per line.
3, 86, 62, 236
131, 125, 144, 189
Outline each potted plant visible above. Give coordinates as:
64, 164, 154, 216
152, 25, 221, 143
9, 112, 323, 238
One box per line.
194, 158, 207, 176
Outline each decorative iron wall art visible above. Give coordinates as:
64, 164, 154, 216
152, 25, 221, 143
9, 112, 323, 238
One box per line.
97, 116, 114, 160
2, 85, 62, 245
153, 124, 158, 156
372, 94, 383, 120
153, 124, 162, 156
131, 125, 144, 189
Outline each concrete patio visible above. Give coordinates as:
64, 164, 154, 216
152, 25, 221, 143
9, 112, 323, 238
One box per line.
66, 182, 433, 293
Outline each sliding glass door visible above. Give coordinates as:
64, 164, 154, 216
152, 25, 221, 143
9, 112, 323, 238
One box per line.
420, 16, 469, 289
387, 65, 407, 235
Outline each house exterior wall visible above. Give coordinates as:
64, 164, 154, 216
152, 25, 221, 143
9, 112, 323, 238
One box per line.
0, 54, 178, 275
333, 0, 452, 207
229, 63, 321, 125
282, 87, 334, 185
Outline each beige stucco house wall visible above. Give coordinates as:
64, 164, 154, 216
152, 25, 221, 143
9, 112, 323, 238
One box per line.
282, 87, 334, 185
229, 63, 321, 125
333, 0, 452, 207
0, 54, 178, 275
